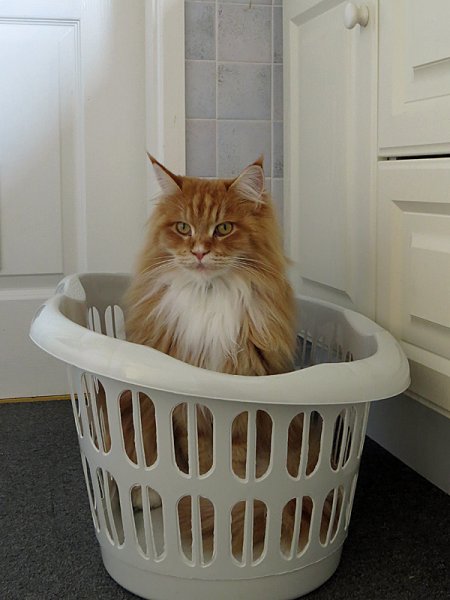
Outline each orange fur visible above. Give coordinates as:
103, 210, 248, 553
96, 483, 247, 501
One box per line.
117, 156, 324, 554
125, 157, 295, 375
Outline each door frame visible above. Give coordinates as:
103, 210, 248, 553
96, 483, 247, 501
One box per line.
146, 0, 186, 180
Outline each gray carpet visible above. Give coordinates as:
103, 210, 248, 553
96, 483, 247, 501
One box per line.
0, 400, 448, 600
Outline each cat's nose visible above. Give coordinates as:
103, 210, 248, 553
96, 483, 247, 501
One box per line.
192, 250, 209, 262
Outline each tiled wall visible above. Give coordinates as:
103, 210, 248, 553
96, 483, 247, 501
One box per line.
185, 0, 283, 218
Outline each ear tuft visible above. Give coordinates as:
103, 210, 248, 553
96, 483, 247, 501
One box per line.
147, 153, 182, 196
252, 155, 264, 169
229, 164, 265, 203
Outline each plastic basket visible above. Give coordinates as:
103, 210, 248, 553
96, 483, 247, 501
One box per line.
30, 273, 410, 599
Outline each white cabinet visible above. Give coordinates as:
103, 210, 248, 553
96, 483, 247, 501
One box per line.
377, 159, 450, 414
378, 0, 450, 156
283, 0, 378, 317
377, 0, 450, 415
285, 0, 450, 417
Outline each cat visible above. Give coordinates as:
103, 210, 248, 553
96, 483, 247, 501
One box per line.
108, 155, 323, 555
125, 154, 295, 375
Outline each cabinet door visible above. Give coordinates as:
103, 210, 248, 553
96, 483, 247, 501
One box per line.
379, 0, 450, 156
284, 0, 377, 316
377, 159, 450, 416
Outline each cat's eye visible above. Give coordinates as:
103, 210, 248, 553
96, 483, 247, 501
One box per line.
214, 222, 233, 237
175, 222, 192, 235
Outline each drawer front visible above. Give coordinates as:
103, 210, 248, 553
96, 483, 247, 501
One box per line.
377, 158, 450, 415
378, 0, 450, 156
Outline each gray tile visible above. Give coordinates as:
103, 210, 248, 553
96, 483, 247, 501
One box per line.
217, 120, 271, 177
273, 6, 283, 63
219, 0, 271, 4
218, 4, 271, 63
186, 120, 217, 177
186, 61, 216, 119
273, 0, 282, 6
273, 64, 283, 121
185, 2, 216, 60
273, 121, 283, 178
218, 63, 271, 120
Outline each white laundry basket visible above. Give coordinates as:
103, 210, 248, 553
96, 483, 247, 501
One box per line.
30, 273, 409, 600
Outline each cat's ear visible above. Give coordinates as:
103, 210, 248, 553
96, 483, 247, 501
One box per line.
147, 153, 182, 195
229, 157, 265, 203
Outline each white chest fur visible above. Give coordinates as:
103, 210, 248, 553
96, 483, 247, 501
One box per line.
156, 274, 253, 371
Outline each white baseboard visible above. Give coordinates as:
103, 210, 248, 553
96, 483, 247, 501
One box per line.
367, 394, 450, 494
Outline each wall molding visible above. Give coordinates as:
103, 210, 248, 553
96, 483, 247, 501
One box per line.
367, 393, 450, 494
0, 395, 70, 404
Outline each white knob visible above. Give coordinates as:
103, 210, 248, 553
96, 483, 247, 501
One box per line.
344, 3, 369, 29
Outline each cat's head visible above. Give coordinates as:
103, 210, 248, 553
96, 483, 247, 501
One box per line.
146, 154, 281, 282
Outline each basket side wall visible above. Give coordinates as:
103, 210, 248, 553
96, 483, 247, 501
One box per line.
69, 369, 370, 581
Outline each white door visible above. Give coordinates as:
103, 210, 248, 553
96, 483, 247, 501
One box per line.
283, 0, 377, 316
0, 0, 185, 399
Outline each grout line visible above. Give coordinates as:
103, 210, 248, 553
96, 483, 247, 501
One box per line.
270, 0, 274, 190
185, 1, 276, 5
198, 59, 275, 66
215, 0, 219, 177
186, 59, 277, 67
185, 59, 217, 65
186, 117, 217, 122
214, 119, 274, 125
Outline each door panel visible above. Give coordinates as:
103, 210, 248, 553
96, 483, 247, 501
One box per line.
0, 23, 75, 275
284, 0, 377, 316
377, 159, 450, 415
0, 13, 83, 397
0, 1, 148, 398
379, 0, 450, 156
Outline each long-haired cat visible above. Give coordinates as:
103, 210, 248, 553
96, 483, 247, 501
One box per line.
116, 155, 321, 554
126, 154, 295, 374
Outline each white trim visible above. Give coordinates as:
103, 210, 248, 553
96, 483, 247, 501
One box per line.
0, 288, 57, 302
406, 389, 450, 420
0, 1, 81, 19
145, 0, 185, 176
367, 394, 450, 494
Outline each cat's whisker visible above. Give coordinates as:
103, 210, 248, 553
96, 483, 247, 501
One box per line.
141, 258, 176, 275
142, 261, 169, 275
149, 259, 175, 268
233, 258, 278, 278
143, 264, 172, 274
235, 256, 279, 273
145, 256, 174, 265
232, 264, 272, 282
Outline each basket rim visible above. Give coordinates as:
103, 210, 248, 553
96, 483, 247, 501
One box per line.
29, 273, 410, 405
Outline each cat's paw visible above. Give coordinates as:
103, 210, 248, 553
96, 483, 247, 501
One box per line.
131, 486, 143, 510
131, 486, 162, 511
149, 488, 162, 509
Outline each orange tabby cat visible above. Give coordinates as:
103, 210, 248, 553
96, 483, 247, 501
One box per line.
120, 155, 319, 553
126, 154, 295, 374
